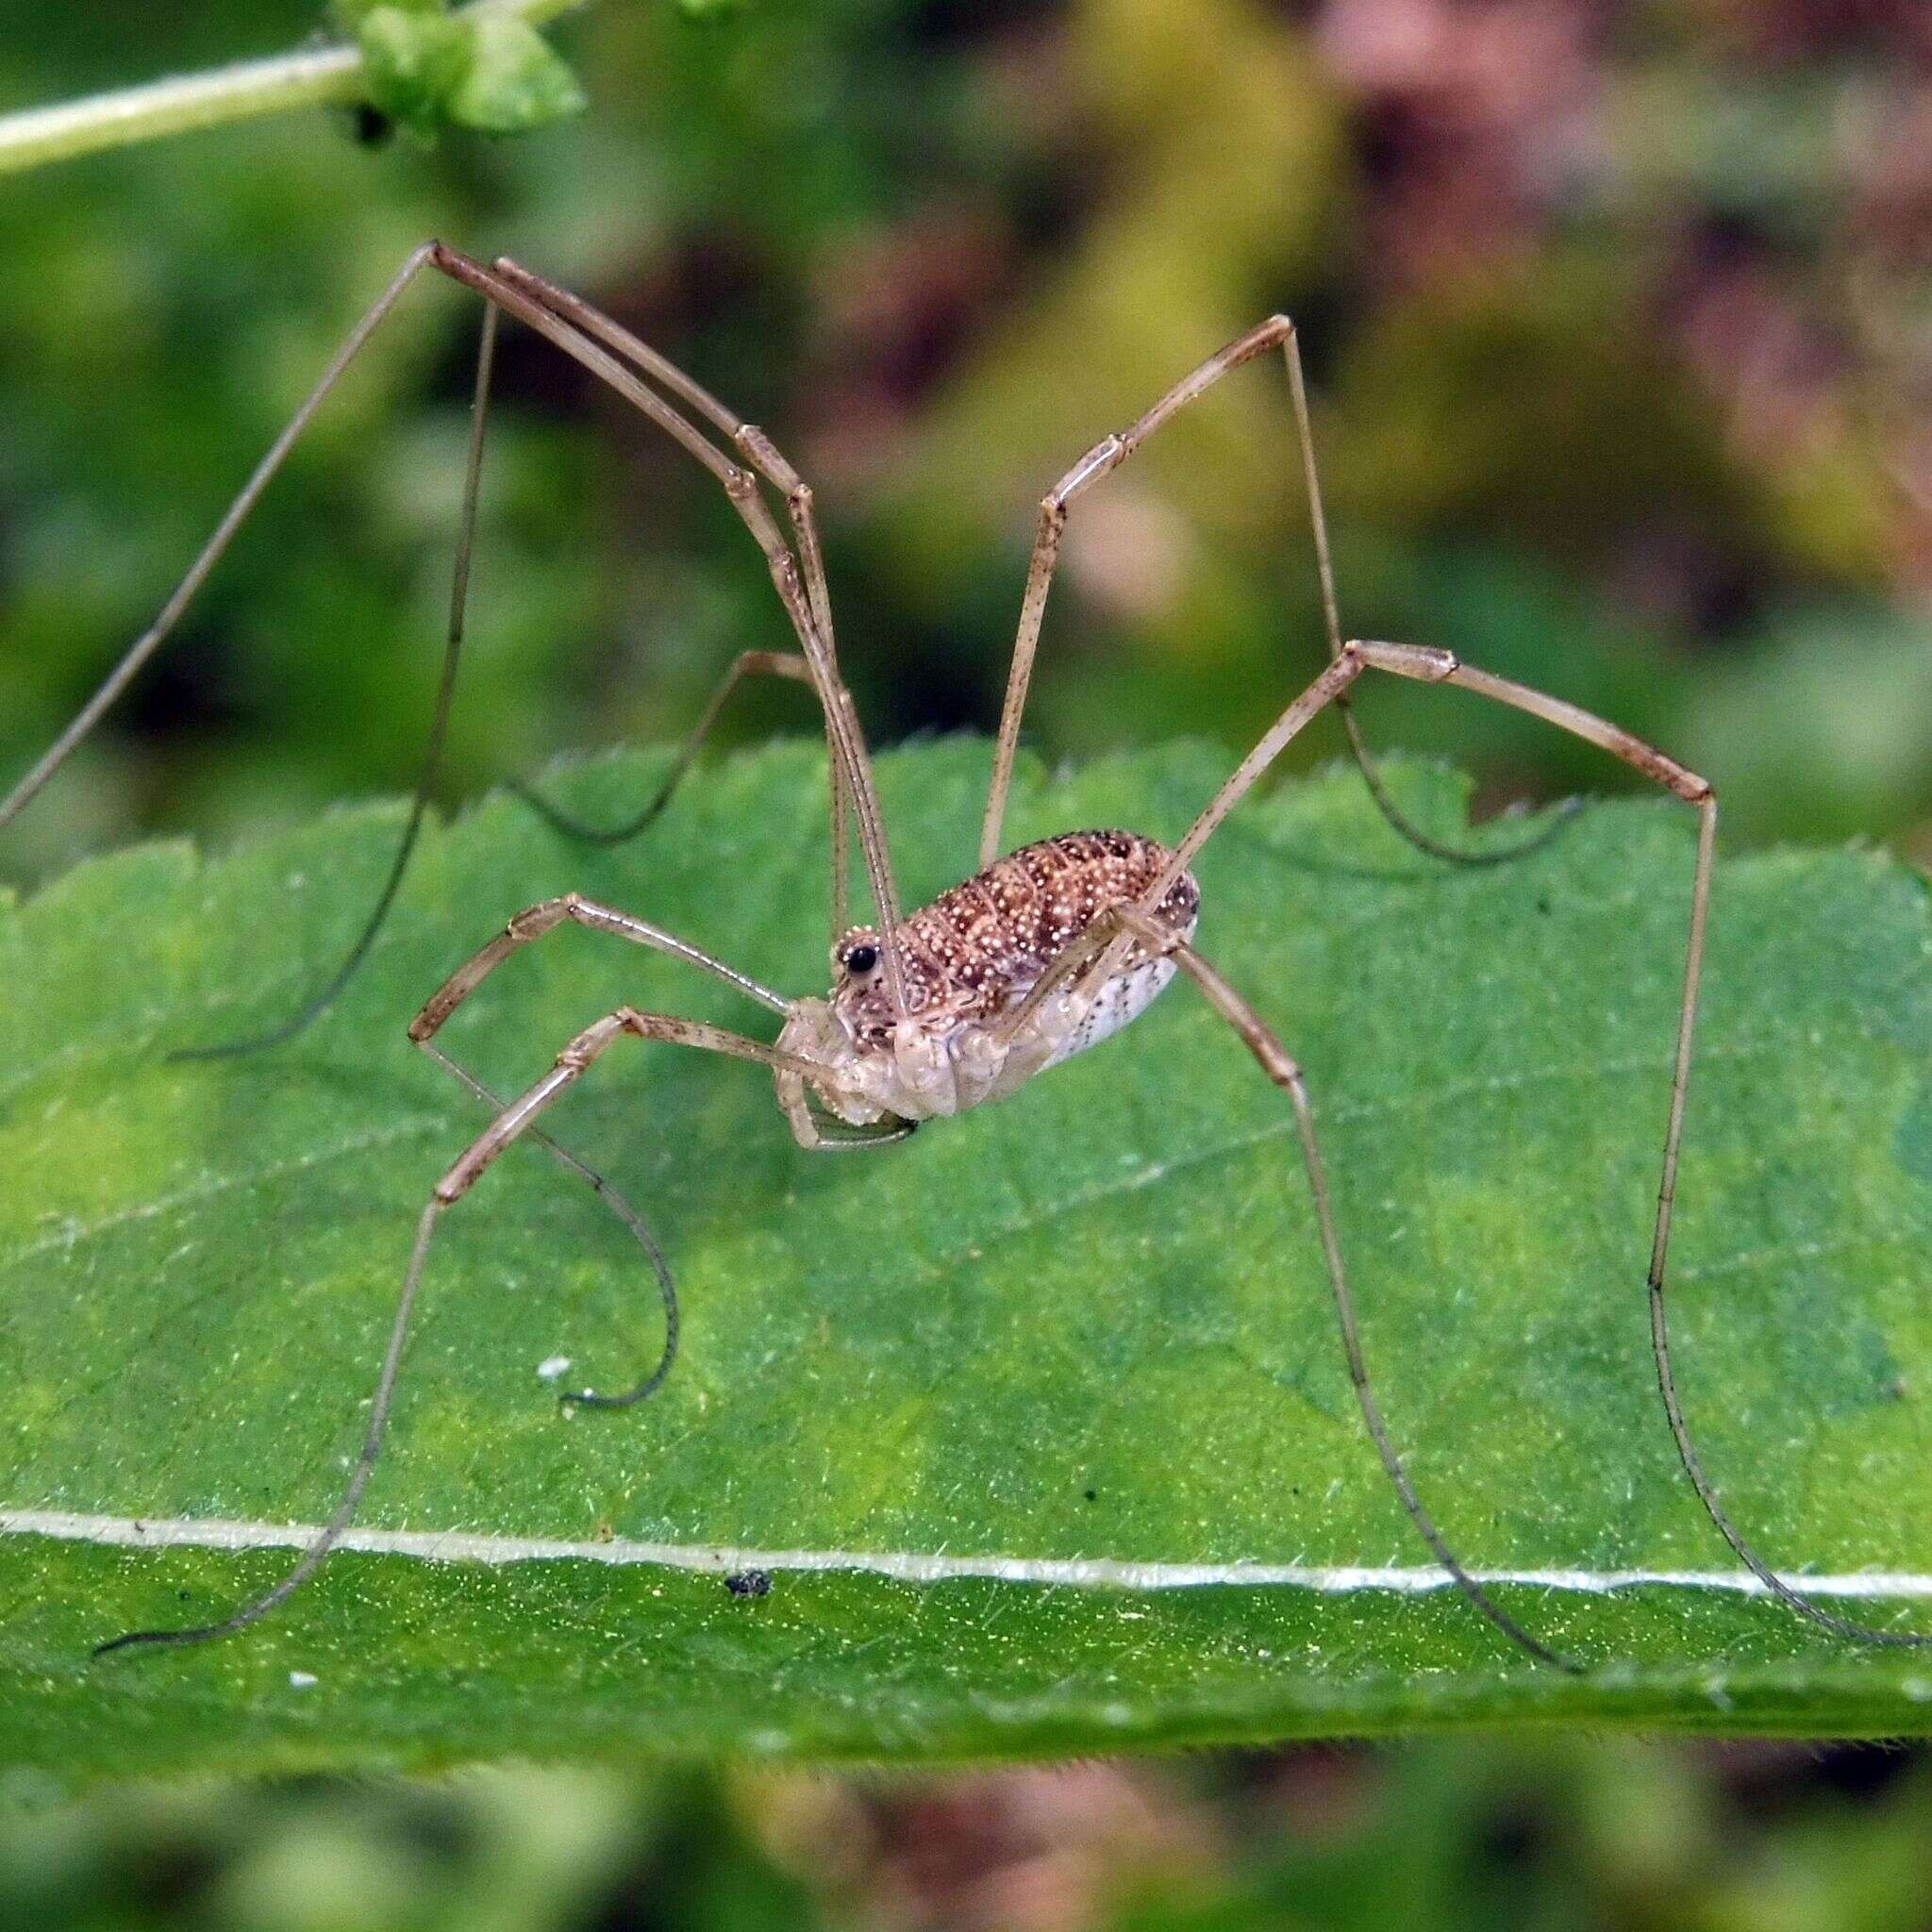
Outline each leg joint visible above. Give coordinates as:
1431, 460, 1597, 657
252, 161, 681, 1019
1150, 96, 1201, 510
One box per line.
427, 241, 492, 293
507, 897, 573, 940
1056, 433, 1126, 502
1352, 640, 1459, 683
735, 424, 800, 488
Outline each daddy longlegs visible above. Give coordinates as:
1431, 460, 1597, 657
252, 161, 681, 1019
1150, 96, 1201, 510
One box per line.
5, 242, 1921, 1671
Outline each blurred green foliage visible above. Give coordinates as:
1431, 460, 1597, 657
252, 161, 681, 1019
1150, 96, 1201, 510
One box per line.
3, 0, 1929, 888
5, 1740, 1932, 1931
5, 0, 1932, 1924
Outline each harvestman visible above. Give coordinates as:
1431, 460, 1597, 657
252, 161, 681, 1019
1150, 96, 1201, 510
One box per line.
4, 243, 1921, 1670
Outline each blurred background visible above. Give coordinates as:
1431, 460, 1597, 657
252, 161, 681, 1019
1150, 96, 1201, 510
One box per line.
4, 1740, 1931, 1931
2, 0, 1930, 1924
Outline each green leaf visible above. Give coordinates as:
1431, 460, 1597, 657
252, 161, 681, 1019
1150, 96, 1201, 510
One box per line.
444, 15, 587, 135
344, 5, 585, 142
331, 0, 448, 30
3, 741, 1930, 1785
353, 6, 473, 140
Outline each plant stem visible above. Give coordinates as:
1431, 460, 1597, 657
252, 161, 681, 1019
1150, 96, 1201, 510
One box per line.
0, 0, 591, 177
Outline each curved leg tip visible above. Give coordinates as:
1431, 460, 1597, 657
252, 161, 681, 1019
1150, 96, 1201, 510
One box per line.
164, 998, 341, 1064
165, 1032, 291, 1066
559, 1375, 665, 1411
508, 777, 666, 849
92, 1627, 168, 1660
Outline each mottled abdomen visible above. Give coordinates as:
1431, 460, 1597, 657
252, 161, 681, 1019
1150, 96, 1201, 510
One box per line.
832, 828, 1202, 1046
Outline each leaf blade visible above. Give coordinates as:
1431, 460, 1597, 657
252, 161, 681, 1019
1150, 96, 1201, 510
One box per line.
3, 740, 1930, 1779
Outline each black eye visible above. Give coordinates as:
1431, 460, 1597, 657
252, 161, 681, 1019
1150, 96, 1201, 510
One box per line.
845, 943, 879, 975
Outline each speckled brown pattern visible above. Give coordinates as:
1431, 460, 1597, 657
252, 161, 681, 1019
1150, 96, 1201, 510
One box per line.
832, 829, 1201, 1044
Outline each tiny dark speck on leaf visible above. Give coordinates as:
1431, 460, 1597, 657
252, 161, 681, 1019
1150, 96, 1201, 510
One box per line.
1084, 1489, 1097, 1503
724, 1570, 772, 1599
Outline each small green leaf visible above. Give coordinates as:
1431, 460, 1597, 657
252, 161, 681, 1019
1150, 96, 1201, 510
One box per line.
444, 15, 587, 135
353, 5, 472, 139
331, 0, 447, 30
2, 742, 1930, 1783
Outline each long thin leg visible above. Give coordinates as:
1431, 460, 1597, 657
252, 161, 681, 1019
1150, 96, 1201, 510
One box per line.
0, 243, 441, 835
174, 301, 505, 1059
1279, 341, 1582, 869
406, 890, 793, 1044
7, 242, 910, 1021
1113, 640, 1926, 1650
1383, 658, 1925, 1647
93, 1003, 825, 1656
1107, 905, 1577, 1670
483, 262, 842, 659
976, 316, 1575, 872
416, 1039, 677, 1410
508, 648, 854, 949
443, 251, 908, 1011
511, 651, 813, 846
986, 895, 1572, 1666
486, 262, 862, 949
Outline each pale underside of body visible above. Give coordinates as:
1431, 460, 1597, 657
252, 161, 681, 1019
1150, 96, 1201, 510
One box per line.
776, 828, 1202, 1136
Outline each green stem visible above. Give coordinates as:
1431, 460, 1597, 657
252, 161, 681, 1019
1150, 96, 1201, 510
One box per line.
0, 0, 590, 177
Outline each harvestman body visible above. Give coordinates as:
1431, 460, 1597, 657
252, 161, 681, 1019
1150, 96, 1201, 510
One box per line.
5, 242, 1923, 1670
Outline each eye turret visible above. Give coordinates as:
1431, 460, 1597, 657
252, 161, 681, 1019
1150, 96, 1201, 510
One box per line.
833, 930, 883, 980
